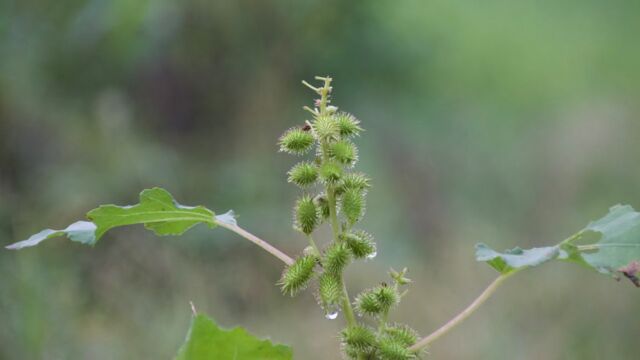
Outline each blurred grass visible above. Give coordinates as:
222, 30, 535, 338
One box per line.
1, 0, 640, 359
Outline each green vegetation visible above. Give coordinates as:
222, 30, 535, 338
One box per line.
8, 78, 640, 359
175, 314, 292, 360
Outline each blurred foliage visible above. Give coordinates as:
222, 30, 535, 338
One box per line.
175, 314, 292, 360
1, 0, 640, 359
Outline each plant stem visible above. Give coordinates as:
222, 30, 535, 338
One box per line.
327, 188, 341, 240
317, 76, 332, 114
409, 271, 516, 353
315, 76, 358, 327
341, 282, 357, 325
328, 182, 357, 327
216, 221, 294, 266
377, 311, 389, 335
559, 230, 583, 245
307, 235, 321, 257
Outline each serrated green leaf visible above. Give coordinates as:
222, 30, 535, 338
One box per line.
7, 188, 218, 249
6, 221, 97, 249
475, 243, 560, 274
564, 204, 640, 280
477, 204, 640, 286
87, 187, 216, 239
175, 314, 292, 360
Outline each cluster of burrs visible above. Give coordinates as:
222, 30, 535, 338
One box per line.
277, 76, 422, 359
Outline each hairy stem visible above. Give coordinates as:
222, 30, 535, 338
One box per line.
327, 188, 341, 240
216, 221, 294, 266
307, 235, 321, 257
316, 75, 331, 113
377, 311, 389, 335
316, 75, 358, 327
341, 282, 357, 325
409, 271, 516, 352
326, 187, 356, 326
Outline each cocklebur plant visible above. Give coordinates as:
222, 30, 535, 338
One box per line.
277, 77, 419, 359
7, 76, 640, 359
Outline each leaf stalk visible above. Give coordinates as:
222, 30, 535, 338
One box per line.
409, 271, 517, 353
216, 220, 294, 266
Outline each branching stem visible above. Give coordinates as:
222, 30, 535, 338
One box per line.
409, 271, 517, 352
216, 221, 294, 266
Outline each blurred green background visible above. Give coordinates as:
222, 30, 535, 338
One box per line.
2, 1, 640, 359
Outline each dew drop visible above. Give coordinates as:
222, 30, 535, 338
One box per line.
366, 251, 377, 260
325, 310, 339, 320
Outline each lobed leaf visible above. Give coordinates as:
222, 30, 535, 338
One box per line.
6, 221, 97, 249
475, 243, 559, 274
175, 314, 292, 360
88, 187, 216, 238
563, 204, 640, 281
7, 188, 218, 249
476, 204, 640, 287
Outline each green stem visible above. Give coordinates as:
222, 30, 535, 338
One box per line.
377, 284, 395, 336
377, 311, 389, 335
315, 76, 357, 327
327, 187, 341, 240
307, 235, 321, 257
577, 243, 640, 251
316, 76, 332, 114
408, 271, 517, 352
327, 172, 357, 327
341, 282, 357, 326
